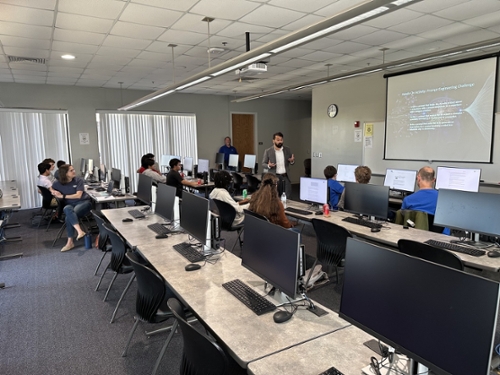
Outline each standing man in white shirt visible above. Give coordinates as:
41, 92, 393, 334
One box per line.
261, 132, 294, 197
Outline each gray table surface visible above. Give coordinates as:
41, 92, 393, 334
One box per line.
0, 180, 20, 210
135, 237, 350, 368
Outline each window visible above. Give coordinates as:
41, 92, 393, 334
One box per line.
0, 109, 70, 209
97, 111, 197, 192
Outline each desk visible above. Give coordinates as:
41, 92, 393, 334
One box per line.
136, 238, 350, 368
248, 325, 376, 375
86, 189, 136, 210
0, 180, 23, 259
284, 200, 500, 273
184, 180, 215, 198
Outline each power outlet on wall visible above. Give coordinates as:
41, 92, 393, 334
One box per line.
318, 152, 322, 158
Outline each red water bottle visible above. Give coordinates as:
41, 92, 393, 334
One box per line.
323, 204, 330, 217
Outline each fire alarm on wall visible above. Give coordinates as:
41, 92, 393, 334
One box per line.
354, 121, 360, 127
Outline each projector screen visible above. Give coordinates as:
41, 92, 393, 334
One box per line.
385, 57, 497, 162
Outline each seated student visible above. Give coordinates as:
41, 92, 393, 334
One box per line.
248, 173, 295, 229
52, 164, 92, 252
142, 159, 166, 183
42, 158, 56, 183
137, 153, 161, 174
401, 166, 437, 214
209, 171, 249, 226
166, 158, 198, 198
338, 165, 372, 209
54, 160, 65, 180
324, 165, 344, 210
37, 162, 55, 191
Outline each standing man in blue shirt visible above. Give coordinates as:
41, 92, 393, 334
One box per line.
218, 137, 237, 170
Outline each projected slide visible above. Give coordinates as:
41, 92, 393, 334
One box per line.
385, 57, 497, 162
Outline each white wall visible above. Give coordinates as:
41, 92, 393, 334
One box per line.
311, 71, 500, 192
0, 82, 311, 183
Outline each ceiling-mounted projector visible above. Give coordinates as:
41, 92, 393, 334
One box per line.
235, 62, 267, 76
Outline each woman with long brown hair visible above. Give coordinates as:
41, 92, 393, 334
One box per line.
52, 164, 92, 252
248, 173, 293, 229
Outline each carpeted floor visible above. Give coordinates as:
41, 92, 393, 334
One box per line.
0, 206, 341, 375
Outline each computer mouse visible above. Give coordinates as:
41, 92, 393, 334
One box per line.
371, 227, 381, 233
185, 263, 201, 271
122, 218, 133, 222
273, 310, 293, 323
155, 234, 169, 239
315, 211, 323, 215
487, 251, 500, 258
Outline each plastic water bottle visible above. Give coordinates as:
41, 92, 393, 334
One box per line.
281, 191, 287, 209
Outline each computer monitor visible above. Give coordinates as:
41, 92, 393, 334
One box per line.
434, 189, 500, 238
215, 152, 224, 166
110, 168, 121, 189
343, 182, 389, 220
80, 158, 87, 175
337, 164, 358, 182
99, 164, 107, 182
228, 154, 239, 168
136, 173, 152, 205
383, 168, 417, 192
88, 159, 94, 175
197, 159, 210, 174
155, 183, 176, 222
340, 238, 499, 375
241, 215, 302, 299
243, 154, 256, 170
299, 177, 328, 206
180, 191, 210, 246
160, 155, 172, 167
183, 157, 193, 172
435, 166, 481, 193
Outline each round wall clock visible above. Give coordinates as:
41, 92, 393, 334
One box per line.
327, 104, 338, 118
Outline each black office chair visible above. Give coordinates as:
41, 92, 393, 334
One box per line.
122, 252, 180, 375
231, 172, 246, 195
37, 185, 59, 230
311, 219, 353, 284
245, 174, 260, 193
212, 199, 244, 252
167, 298, 246, 375
243, 208, 269, 222
398, 239, 464, 271
90, 210, 111, 276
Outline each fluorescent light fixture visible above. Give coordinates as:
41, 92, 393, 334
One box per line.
175, 76, 211, 91
291, 81, 328, 91
61, 54, 75, 60
391, 0, 414, 5
211, 53, 271, 77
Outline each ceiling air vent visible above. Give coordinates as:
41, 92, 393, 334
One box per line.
8, 56, 47, 64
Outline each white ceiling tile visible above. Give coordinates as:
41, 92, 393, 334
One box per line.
53, 29, 106, 45
101, 35, 152, 51
279, 58, 317, 68
384, 50, 419, 62
313, 0, 367, 17
146, 41, 192, 55
110, 21, 166, 40
405, 40, 458, 54
11, 69, 46, 76
158, 29, 207, 45
406, 0, 469, 14
189, 0, 261, 20
90, 55, 133, 66
49, 54, 93, 68
125, 59, 166, 69
56, 13, 114, 34
269, 0, 334, 13
350, 46, 385, 59
364, 8, 423, 29
381, 35, 428, 50
217, 21, 275, 38
47, 71, 81, 79
278, 47, 317, 59
462, 9, 500, 28
48, 66, 85, 74
136, 50, 171, 62
325, 41, 372, 54
444, 29, 500, 45
0, 21, 52, 39
331, 25, 379, 41
300, 37, 343, 51
281, 14, 325, 32
131, 0, 199, 12
434, 0, 500, 21
0, 0, 56, 10
171, 14, 232, 34
46, 78, 77, 85
418, 22, 478, 40
354, 30, 409, 46
0, 35, 51, 50
76, 79, 107, 86
52, 41, 100, 55
390, 15, 453, 35
0, 3, 54, 26
9, 62, 47, 71
58, 0, 125, 19
3, 46, 49, 58
300, 51, 342, 62
255, 30, 288, 43
120, 3, 183, 28
239, 4, 305, 28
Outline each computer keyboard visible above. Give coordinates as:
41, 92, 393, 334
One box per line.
173, 242, 205, 262
318, 366, 344, 375
285, 207, 313, 215
222, 279, 276, 316
128, 209, 145, 219
424, 239, 486, 257
147, 223, 171, 236
342, 216, 382, 229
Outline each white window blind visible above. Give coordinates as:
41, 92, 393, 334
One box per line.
97, 111, 197, 193
0, 109, 70, 209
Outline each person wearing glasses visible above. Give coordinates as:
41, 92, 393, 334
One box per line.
52, 164, 92, 252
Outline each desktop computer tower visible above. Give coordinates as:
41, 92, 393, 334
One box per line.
211, 214, 220, 250
124, 176, 130, 194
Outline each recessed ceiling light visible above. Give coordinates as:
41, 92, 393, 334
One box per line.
61, 54, 75, 60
